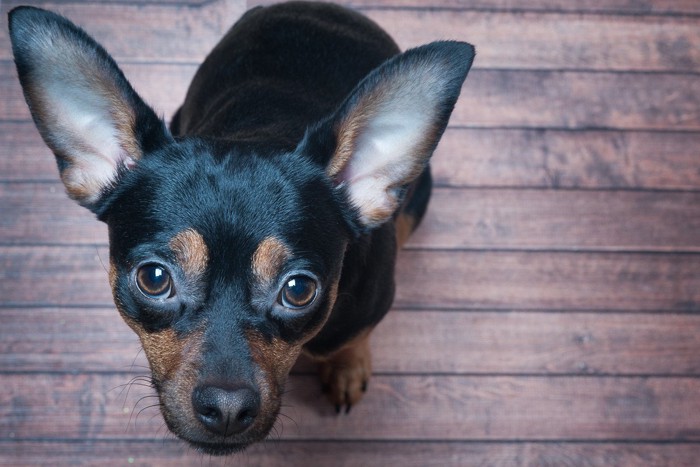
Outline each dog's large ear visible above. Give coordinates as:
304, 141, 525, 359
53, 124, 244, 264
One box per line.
300, 41, 474, 230
9, 6, 172, 213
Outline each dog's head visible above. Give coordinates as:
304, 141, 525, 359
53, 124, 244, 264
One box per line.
9, 6, 473, 454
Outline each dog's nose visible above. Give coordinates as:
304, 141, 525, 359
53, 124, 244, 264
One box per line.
192, 384, 260, 437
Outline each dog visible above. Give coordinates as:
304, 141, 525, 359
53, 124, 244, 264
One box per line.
9, 1, 474, 455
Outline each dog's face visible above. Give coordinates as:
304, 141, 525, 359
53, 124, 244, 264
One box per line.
105, 142, 349, 452
9, 5, 473, 455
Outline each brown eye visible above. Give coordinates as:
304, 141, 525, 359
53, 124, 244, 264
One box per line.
136, 263, 173, 299
279, 275, 317, 309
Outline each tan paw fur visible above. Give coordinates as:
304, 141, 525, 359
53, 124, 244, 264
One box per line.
318, 331, 372, 413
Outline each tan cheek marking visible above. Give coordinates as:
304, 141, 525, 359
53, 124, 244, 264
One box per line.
139, 328, 184, 381
395, 212, 417, 248
252, 236, 291, 285
108, 260, 117, 290
120, 311, 204, 383
246, 331, 302, 421
247, 332, 301, 383
170, 228, 209, 279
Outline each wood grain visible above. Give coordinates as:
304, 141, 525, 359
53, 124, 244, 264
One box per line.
410, 189, 700, 251
394, 251, 700, 311
249, 0, 700, 16
3, 373, 700, 441
455, 70, 700, 131
3, 2, 699, 72
4, 440, 700, 467
0, 183, 106, 245
364, 9, 700, 72
4, 183, 700, 252
5, 66, 699, 133
4, 63, 699, 131
432, 128, 700, 190
5, 124, 700, 191
2, 0, 700, 462
0, 0, 245, 62
3, 308, 700, 376
2, 247, 699, 311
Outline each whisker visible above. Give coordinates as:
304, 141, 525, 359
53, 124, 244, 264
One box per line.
129, 394, 160, 429
129, 348, 146, 372
148, 408, 167, 425
276, 411, 299, 432
123, 378, 155, 410
135, 403, 163, 426
95, 247, 109, 274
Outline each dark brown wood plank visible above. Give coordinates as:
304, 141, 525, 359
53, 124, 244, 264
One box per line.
0, 183, 106, 245
0, 0, 246, 62
5, 2, 698, 72
4, 308, 700, 375
0, 308, 143, 373
3, 373, 700, 441
249, 0, 700, 16
372, 311, 700, 375
6, 124, 700, 191
432, 128, 700, 190
6, 0, 697, 14
455, 70, 700, 131
395, 251, 700, 311
5, 440, 700, 467
2, 247, 699, 311
411, 189, 700, 251
4, 63, 699, 131
365, 9, 700, 72
4, 183, 700, 252
0, 123, 58, 181
0, 246, 112, 306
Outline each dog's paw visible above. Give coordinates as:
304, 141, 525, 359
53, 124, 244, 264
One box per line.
318, 333, 372, 414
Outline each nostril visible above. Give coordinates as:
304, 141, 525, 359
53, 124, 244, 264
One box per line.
192, 384, 260, 437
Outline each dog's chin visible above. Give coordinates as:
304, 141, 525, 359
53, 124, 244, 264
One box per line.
188, 440, 252, 456
164, 407, 279, 456
170, 425, 271, 456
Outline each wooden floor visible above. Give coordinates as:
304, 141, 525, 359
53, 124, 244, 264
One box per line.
2, 0, 700, 465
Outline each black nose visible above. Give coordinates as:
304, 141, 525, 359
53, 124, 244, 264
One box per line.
192, 384, 260, 437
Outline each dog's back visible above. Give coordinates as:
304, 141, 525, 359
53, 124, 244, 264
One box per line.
172, 2, 399, 149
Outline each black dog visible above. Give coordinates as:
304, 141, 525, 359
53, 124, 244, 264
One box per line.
9, 1, 474, 455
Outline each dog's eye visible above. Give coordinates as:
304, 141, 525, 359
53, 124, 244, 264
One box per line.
136, 263, 173, 299
279, 275, 317, 309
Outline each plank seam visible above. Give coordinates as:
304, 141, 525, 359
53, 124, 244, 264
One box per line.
2, 244, 700, 254
3, 437, 700, 444
355, 5, 700, 19
3, 370, 700, 378
2, 304, 700, 315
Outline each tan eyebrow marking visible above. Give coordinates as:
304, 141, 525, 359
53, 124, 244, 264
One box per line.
170, 228, 209, 278
252, 236, 291, 285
